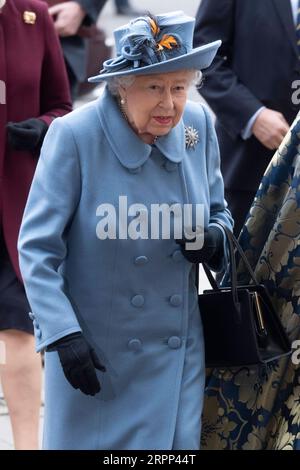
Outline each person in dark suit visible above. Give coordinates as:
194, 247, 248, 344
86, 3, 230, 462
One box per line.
194, 0, 300, 234
48, 0, 107, 99
0, 0, 71, 449
114, 0, 144, 16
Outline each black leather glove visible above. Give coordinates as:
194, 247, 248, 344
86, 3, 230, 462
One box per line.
47, 332, 106, 396
176, 225, 224, 268
7, 118, 48, 152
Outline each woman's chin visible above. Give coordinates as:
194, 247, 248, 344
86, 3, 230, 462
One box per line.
151, 127, 172, 136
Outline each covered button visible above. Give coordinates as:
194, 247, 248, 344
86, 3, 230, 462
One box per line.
36, 330, 42, 340
168, 336, 182, 349
128, 339, 142, 352
169, 294, 182, 307
131, 295, 145, 307
163, 161, 178, 172
134, 256, 149, 266
172, 250, 184, 262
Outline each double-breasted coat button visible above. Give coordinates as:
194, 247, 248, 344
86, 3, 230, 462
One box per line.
169, 201, 181, 211
172, 250, 184, 262
169, 294, 182, 307
168, 336, 182, 349
163, 161, 178, 172
131, 295, 145, 307
134, 255, 149, 265
128, 339, 142, 352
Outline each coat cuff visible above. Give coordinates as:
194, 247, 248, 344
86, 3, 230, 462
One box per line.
35, 326, 82, 353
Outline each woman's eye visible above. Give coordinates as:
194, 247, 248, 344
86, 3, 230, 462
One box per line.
149, 85, 160, 90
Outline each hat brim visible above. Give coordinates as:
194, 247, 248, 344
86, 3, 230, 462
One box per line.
88, 40, 221, 83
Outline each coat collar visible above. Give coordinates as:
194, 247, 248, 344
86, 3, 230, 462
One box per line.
96, 88, 186, 170
271, 0, 299, 59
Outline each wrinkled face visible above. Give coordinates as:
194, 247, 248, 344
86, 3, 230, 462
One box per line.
119, 71, 194, 144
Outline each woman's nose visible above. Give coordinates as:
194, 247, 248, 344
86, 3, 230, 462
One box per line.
159, 89, 174, 110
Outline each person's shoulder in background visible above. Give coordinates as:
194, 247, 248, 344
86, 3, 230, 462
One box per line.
12, 0, 50, 14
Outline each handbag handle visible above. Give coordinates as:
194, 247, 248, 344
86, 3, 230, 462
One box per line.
202, 226, 237, 289
201, 222, 260, 315
223, 224, 259, 285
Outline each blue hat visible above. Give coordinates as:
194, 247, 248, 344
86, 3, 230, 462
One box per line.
88, 11, 221, 82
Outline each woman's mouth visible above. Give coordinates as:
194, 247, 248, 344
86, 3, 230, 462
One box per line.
153, 116, 173, 125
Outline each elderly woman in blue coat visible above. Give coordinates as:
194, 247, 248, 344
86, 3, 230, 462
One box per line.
18, 11, 233, 450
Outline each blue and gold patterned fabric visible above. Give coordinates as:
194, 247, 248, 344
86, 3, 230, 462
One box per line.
201, 113, 300, 450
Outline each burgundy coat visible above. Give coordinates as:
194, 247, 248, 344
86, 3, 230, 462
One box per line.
0, 0, 72, 280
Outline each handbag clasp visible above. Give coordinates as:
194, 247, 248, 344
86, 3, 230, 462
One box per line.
253, 291, 267, 335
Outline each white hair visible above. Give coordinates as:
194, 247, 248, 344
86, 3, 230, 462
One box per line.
191, 70, 203, 88
107, 75, 136, 96
106, 69, 203, 97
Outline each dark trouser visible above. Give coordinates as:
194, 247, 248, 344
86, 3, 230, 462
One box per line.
0, 230, 33, 333
115, 0, 130, 7
65, 59, 79, 102
225, 189, 256, 237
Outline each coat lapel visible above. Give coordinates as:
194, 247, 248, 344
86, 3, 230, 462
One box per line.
155, 119, 185, 164
97, 88, 152, 170
272, 0, 299, 59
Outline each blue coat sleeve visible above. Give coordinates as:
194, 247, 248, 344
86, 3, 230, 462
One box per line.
18, 118, 82, 352
203, 105, 234, 271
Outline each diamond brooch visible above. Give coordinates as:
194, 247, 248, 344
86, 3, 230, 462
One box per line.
185, 126, 199, 150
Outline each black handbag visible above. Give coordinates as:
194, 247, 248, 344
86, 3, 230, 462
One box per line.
198, 223, 291, 368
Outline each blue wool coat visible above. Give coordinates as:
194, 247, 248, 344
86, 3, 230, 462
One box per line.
18, 88, 233, 450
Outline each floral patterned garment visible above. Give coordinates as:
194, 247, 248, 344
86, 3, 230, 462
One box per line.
201, 113, 300, 450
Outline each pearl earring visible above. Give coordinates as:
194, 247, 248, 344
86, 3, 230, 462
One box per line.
120, 98, 126, 105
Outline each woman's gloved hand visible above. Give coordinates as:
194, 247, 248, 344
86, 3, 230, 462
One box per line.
6, 118, 48, 152
47, 332, 106, 396
176, 225, 224, 267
